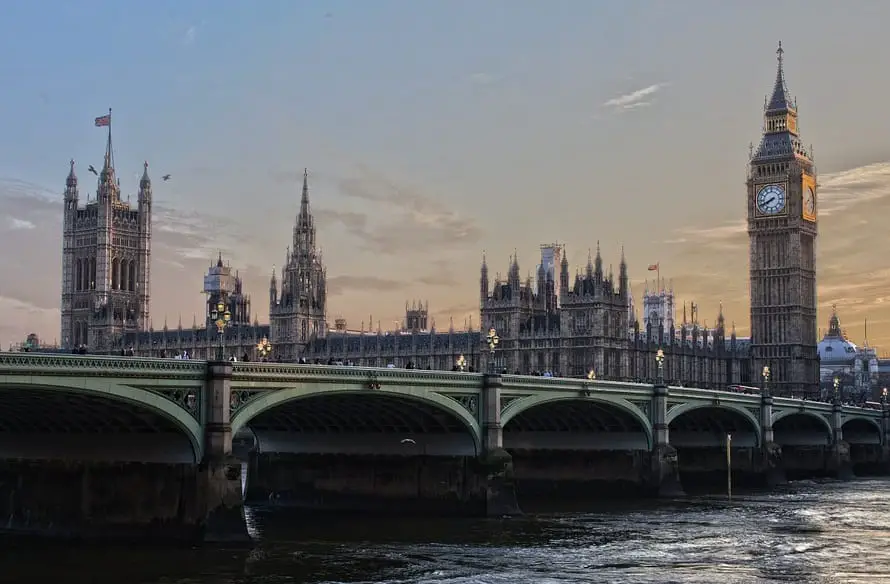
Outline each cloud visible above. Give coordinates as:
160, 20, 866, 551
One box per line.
329, 166, 482, 255
603, 83, 666, 111
5, 217, 35, 230
467, 73, 501, 86
327, 275, 404, 296
183, 23, 200, 45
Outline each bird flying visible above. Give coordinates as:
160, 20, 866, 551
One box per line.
88, 165, 97, 175
162, 174, 171, 181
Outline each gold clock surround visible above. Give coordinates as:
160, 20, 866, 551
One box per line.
801, 174, 817, 222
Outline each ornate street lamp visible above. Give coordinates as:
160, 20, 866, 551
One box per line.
256, 336, 272, 362
486, 327, 500, 374
587, 369, 596, 380
655, 348, 665, 386
762, 365, 771, 398
210, 300, 232, 361
881, 387, 888, 408
833, 376, 841, 405
456, 354, 466, 372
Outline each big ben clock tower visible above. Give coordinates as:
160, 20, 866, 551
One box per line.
747, 42, 819, 397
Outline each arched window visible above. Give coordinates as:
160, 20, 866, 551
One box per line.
128, 260, 137, 292
90, 258, 96, 289
75, 260, 82, 291
111, 258, 120, 290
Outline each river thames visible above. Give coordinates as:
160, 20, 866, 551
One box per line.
3, 478, 890, 584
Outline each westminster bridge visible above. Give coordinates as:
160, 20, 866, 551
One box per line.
0, 353, 887, 542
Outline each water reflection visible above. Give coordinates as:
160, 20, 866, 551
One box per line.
4, 479, 890, 584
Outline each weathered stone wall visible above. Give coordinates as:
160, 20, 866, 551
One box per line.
674, 447, 764, 491
509, 450, 652, 506
0, 459, 247, 542
848, 444, 885, 476
246, 453, 488, 516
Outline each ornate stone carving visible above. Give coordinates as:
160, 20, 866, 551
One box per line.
441, 393, 478, 417
500, 396, 522, 414
150, 388, 201, 420
229, 390, 271, 415
630, 400, 651, 421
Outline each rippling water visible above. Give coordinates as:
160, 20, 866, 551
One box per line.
4, 479, 890, 584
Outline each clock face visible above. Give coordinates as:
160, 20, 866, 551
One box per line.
803, 186, 816, 216
756, 184, 786, 215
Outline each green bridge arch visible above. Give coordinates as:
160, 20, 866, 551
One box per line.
666, 401, 762, 446
500, 394, 654, 450
771, 409, 834, 437
842, 415, 884, 443
230, 385, 483, 454
0, 381, 204, 462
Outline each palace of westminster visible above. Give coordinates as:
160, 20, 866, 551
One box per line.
37, 44, 888, 398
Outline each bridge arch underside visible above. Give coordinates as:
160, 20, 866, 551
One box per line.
773, 413, 832, 446
503, 400, 650, 451
843, 418, 882, 445
669, 406, 758, 448
0, 387, 196, 464
245, 393, 478, 457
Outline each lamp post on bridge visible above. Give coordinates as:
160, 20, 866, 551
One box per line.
210, 300, 232, 361
456, 354, 466, 372
486, 327, 500, 374
256, 336, 272, 362
655, 348, 665, 387
833, 376, 841, 405
761, 365, 771, 398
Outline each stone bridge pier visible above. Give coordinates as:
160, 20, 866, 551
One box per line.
0, 359, 247, 543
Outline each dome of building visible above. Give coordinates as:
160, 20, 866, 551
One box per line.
818, 308, 859, 364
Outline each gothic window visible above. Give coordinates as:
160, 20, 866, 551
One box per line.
129, 260, 136, 292
121, 260, 129, 292
75, 260, 82, 291
89, 258, 96, 290
112, 258, 120, 290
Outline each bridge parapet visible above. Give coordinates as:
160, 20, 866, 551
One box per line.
0, 352, 206, 378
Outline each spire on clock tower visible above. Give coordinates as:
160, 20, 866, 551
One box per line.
766, 41, 795, 113
752, 41, 811, 163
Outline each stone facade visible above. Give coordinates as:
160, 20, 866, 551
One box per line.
747, 43, 820, 396
60, 122, 151, 352
308, 248, 753, 388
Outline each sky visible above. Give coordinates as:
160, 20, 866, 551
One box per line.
1, 1, 889, 353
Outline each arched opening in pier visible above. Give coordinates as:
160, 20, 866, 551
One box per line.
843, 418, 884, 476
772, 412, 833, 479
503, 398, 652, 504
239, 392, 480, 514
0, 385, 198, 464
668, 405, 760, 491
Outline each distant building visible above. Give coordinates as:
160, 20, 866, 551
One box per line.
818, 307, 883, 401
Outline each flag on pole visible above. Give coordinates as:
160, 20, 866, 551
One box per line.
94, 114, 111, 127
647, 263, 659, 271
